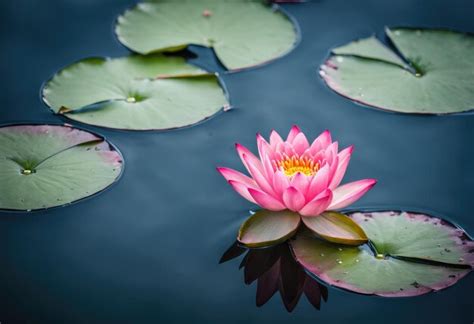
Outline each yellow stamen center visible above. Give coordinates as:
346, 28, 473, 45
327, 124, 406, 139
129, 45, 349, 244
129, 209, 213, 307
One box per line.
277, 156, 319, 177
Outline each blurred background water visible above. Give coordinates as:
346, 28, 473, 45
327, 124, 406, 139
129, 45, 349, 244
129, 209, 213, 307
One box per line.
0, 0, 473, 323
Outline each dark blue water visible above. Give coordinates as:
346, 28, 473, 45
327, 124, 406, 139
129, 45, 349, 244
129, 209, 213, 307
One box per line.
1, 0, 473, 323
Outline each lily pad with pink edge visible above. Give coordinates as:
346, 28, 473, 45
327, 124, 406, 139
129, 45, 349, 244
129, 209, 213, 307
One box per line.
0, 124, 123, 211
320, 28, 474, 114
290, 211, 474, 297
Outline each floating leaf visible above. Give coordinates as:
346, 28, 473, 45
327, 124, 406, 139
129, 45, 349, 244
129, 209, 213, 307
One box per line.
332, 36, 406, 68
291, 211, 474, 297
320, 28, 474, 114
302, 211, 368, 246
238, 210, 301, 248
0, 124, 123, 211
351, 211, 474, 266
115, 0, 298, 71
42, 54, 229, 130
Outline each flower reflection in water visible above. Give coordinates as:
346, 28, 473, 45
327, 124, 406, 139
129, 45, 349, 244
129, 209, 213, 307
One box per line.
220, 241, 328, 312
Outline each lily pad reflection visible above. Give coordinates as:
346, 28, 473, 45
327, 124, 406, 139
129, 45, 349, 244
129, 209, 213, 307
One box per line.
220, 241, 329, 312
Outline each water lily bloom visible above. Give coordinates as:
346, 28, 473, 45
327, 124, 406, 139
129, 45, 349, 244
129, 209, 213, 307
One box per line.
217, 126, 376, 217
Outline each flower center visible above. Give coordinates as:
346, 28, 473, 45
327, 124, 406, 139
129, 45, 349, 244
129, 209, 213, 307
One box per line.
277, 156, 319, 177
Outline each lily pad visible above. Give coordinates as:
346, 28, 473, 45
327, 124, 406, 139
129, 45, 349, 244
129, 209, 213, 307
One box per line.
115, 0, 298, 71
42, 54, 229, 130
238, 210, 301, 248
291, 211, 474, 297
320, 28, 474, 114
0, 124, 123, 211
302, 211, 368, 246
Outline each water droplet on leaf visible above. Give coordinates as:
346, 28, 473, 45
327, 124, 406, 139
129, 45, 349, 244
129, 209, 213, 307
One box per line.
21, 169, 34, 175
202, 9, 212, 17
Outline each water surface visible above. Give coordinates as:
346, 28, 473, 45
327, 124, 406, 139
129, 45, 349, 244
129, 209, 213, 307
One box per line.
0, 0, 473, 322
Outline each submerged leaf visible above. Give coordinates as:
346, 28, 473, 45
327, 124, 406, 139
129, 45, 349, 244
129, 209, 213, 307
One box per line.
115, 0, 298, 71
321, 28, 474, 114
302, 211, 368, 246
238, 210, 301, 248
0, 124, 123, 211
291, 211, 474, 297
42, 55, 229, 130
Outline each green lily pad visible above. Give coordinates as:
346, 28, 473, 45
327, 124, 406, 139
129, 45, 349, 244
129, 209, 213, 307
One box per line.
42, 54, 229, 130
291, 211, 474, 297
115, 0, 298, 71
238, 210, 301, 248
0, 124, 123, 211
320, 28, 474, 114
302, 211, 368, 246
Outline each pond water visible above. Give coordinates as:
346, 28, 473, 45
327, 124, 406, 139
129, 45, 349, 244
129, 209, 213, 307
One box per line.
1, 0, 473, 323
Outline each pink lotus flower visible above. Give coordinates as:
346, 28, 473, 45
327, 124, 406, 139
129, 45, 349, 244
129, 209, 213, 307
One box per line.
218, 126, 376, 217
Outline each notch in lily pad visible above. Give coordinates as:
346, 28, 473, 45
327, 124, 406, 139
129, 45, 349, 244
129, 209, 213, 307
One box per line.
0, 124, 123, 211
291, 211, 474, 297
42, 54, 230, 131
115, 0, 299, 71
237, 210, 368, 248
320, 28, 474, 114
